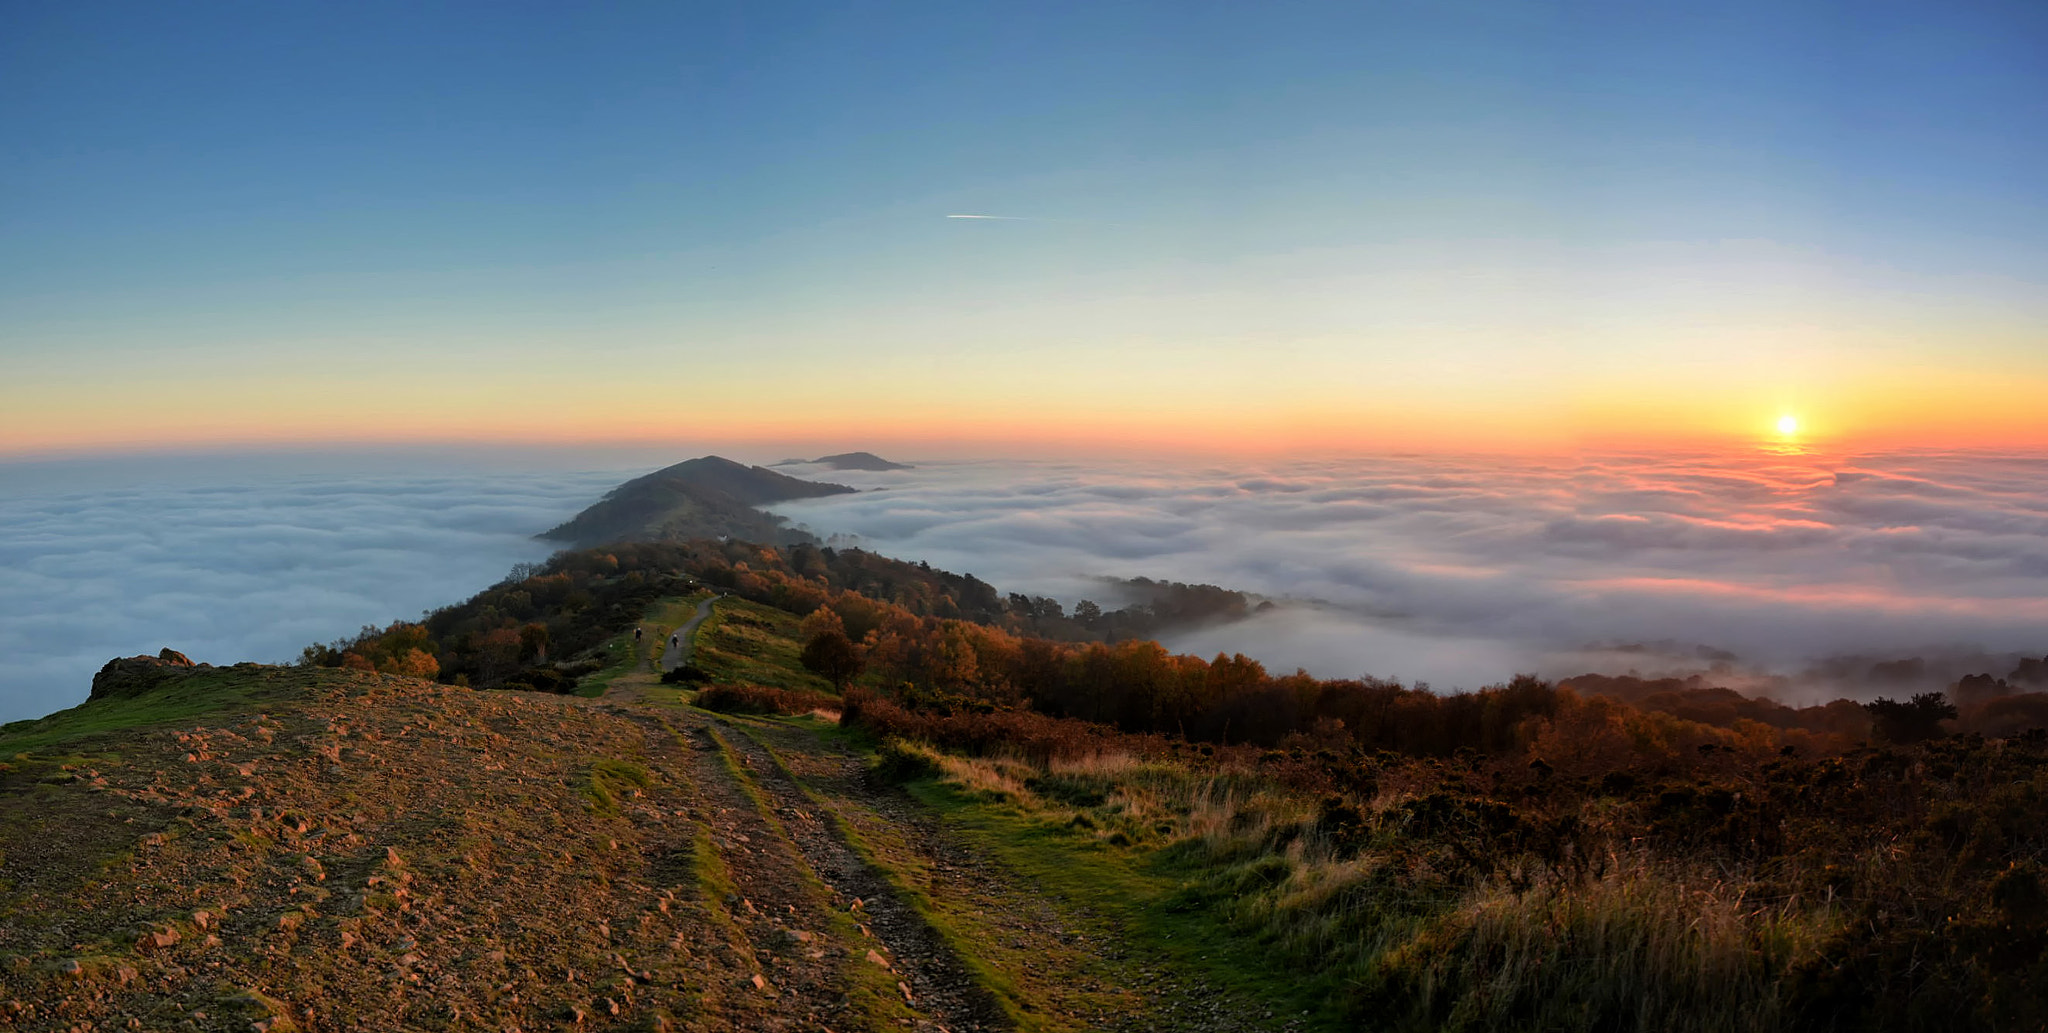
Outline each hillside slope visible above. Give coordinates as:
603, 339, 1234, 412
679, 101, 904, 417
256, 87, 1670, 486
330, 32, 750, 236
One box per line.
0, 665, 958, 1031
0, 650, 1306, 1033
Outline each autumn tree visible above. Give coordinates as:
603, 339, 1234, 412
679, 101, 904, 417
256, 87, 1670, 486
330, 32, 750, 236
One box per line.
386, 647, 440, 680
798, 607, 864, 687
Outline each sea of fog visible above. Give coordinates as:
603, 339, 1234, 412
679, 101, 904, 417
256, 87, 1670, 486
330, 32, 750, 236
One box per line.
5, 446, 2048, 724
0, 449, 643, 724
769, 450, 2048, 702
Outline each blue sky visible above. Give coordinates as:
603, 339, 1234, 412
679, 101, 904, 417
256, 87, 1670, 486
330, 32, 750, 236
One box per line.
4, 0, 2046, 453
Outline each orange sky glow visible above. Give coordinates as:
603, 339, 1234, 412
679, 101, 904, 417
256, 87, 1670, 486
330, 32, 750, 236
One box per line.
8, 367, 2045, 462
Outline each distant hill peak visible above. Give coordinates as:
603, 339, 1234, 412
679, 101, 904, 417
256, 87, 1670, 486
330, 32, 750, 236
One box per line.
785, 451, 913, 471
540, 455, 853, 548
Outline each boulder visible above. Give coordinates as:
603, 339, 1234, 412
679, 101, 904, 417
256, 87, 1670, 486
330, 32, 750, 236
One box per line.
90, 652, 206, 702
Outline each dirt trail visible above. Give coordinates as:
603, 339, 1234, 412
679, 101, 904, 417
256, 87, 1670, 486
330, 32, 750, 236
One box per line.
634, 709, 856, 1030
660, 595, 722, 673
707, 717, 1008, 1032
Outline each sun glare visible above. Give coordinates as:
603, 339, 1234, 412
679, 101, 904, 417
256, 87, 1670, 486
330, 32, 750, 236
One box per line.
1776, 415, 1799, 436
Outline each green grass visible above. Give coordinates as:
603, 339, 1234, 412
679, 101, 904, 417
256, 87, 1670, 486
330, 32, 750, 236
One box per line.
581, 757, 653, 817
901, 774, 1349, 1031
0, 665, 356, 754
687, 598, 835, 696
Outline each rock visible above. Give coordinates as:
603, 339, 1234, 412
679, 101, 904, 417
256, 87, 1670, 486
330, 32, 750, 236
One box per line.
158, 648, 195, 666
90, 654, 206, 701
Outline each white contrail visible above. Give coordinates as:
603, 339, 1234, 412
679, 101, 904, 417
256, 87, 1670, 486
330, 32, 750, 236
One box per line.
945, 213, 1034, 220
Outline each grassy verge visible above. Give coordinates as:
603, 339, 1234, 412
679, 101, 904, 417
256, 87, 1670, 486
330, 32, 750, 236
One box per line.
899, 763, 1346, 1030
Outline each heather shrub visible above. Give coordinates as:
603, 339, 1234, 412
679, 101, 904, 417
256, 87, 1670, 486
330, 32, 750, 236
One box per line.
696, 683, 838, 716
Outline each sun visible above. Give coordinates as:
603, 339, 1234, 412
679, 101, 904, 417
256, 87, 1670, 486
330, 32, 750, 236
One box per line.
1776, 415, 1799, 436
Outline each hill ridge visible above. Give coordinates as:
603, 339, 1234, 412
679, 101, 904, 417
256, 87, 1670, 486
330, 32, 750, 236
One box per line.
541, 455, 854, 548
775, 452, 913, 472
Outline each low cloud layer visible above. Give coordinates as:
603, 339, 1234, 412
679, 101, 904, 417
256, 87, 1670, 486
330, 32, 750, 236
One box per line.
771, 451, 2048, 699
8, 447, 2043, 724
0, 454, 620, 723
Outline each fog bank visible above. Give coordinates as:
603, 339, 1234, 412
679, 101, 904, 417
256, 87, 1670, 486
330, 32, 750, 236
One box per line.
771, 450, 2048, 699
0, 452, 626, 723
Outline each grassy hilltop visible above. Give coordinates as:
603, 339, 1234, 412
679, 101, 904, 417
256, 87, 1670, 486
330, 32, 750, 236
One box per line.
5, 540, 2048, 1031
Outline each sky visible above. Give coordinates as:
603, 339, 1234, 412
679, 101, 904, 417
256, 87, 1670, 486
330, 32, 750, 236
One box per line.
4, 0, 2047, 455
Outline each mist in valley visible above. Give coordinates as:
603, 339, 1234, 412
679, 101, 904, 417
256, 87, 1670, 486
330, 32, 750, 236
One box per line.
770, 450, 2048, 702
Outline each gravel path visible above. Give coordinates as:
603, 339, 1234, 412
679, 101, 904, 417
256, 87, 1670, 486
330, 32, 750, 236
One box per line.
661, 595, 722, 673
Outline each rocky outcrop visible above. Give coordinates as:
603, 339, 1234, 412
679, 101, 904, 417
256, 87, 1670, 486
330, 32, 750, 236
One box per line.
89, 650, 207, 702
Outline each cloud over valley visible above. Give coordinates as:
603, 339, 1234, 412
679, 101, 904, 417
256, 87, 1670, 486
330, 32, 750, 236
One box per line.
7, 446, 2046, 725
770, 450, 2048, 699
0, 453, 621, 723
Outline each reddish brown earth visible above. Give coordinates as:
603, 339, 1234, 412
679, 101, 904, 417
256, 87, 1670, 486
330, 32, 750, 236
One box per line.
0, 666, 1289, 1033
